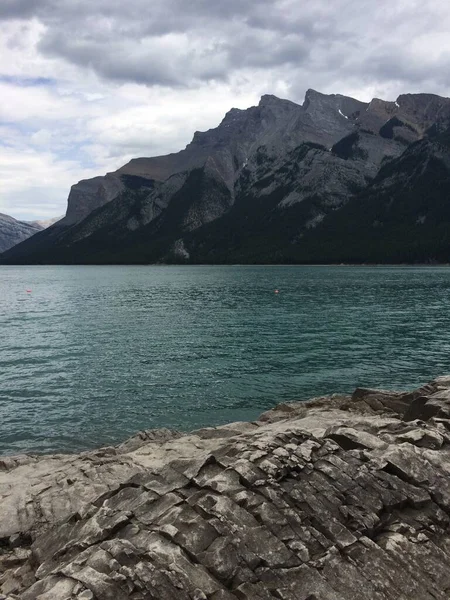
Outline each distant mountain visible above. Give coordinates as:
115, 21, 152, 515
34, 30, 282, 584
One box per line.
3, 90, 450, 264
0, 214, 43, 254
29, 216, 64, 229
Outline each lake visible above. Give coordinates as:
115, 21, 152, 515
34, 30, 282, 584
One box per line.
1, 265, 450, 455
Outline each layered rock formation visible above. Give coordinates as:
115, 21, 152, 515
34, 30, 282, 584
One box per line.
3, 376, 450, 598
0, 213, 42, 254
3, 90, 450, 264
290, 123, 450, 263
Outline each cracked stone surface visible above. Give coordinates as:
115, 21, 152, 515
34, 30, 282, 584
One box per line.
3, 377, 450, 598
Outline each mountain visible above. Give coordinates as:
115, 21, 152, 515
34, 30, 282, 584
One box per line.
3, 90, 450, 264
289, 127, 450, 264
0, 213, 43, 254
29, 216, 64, 229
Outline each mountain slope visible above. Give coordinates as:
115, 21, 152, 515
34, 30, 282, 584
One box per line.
290, 128, 450, 263
3, 91, 450, 264
0, 214, 43, 254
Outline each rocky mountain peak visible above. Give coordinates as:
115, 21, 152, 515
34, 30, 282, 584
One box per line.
220, 106, 246, 124
5, 88, 450, 265
258, 93, 280, 105
303, 89, 368, 116
353, 93, 450, 143
362, 97, 398, 125
258, 93, 298, 109
187, 95, 302, 165
303, 88, 324, 103
396, 93, 450, 129
396, 92, 449, 108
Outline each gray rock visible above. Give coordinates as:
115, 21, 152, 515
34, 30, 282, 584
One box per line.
4, 376, 450, 598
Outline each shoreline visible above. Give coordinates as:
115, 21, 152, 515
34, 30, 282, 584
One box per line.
2, 262, 450, 267
3, 376, 450, 598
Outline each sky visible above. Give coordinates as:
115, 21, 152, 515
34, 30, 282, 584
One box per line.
1, 0, 450, 221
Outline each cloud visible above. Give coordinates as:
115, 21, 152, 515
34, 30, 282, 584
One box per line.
1, 0, 450, 220
2, 1, 450, 91
2, 0, 450, 93
0, 142, 100, 219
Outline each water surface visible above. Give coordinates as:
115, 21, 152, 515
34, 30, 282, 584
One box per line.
1, 265, 450, 455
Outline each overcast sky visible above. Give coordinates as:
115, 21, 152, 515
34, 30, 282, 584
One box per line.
1, 0, 450, 220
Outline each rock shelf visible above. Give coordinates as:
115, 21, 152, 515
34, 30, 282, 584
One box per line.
3, 377, 450, 599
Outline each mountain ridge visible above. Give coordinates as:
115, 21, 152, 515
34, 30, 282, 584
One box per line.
0, 213, 43, 254
3, 89, 450, 264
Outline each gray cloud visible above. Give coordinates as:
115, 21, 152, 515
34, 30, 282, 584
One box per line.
0, 0, 39, 19
1, 0, 447, 97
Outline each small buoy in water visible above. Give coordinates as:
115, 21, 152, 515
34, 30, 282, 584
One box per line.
274, 289, 279, 294
26, 289, 32, 293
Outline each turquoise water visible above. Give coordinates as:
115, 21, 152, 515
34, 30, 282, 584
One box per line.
1, 265, 450, 455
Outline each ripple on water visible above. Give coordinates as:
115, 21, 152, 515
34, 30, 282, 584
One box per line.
2, 265, 450, 455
